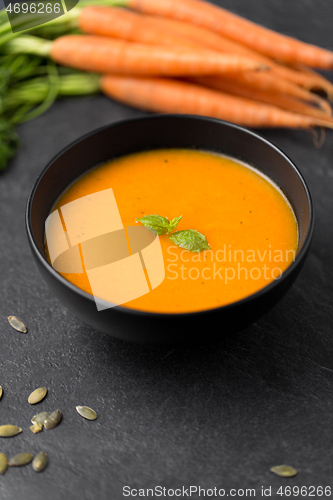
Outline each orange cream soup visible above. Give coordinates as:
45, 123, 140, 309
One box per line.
50, 149, 298, 313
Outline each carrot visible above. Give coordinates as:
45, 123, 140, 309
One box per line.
192, 77, 331, 120
101, 74, 333, 129
200, 74, 332, 116
276, 68, 333, 99
128, 0, 333, 68
79, 6, 247, 52
6, 34, 267, 76
289, 64, 333, 100
79, 6, 198, 49
79, 6, 327, 91
141, 13, 333, 96
77, 6, 332, 112
136, 13, 274, 57
49, 34, 265, 76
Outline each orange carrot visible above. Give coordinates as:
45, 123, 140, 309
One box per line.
78, 6, 332, 110
275, 68, 333, 98
79, 6, 198, 49
128, 0, 333, 68
289, 64, 333, 100
142, 13, 333, 95
50, 35, 265, 76
192, 77, 331, 120
79, 6, 327, 91
138, 14, 272, 56
199, 74, 332, 116
101, 75, 333, 129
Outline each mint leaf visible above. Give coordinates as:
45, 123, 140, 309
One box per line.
136, 213, 182, 235
168, 215, 182, 234
136, 215, 210, 252
136, 214, 171, 235
169, 229, 210, 252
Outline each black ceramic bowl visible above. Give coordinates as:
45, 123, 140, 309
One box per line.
26, 115, 314, 344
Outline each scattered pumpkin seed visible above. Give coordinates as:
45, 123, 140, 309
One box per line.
270, 465, 298, 477
30, 422, 43, 434
28, 387, 47, 405
32, 451, 48, 472
31, 411, 50, 425
8, 453, 33, 467
0, 425, 22, 437
7, 316, 27, 333
0, 453, 8, 474
76, 406, 97, 421
0, 386, 2, 400
44, 409, 62, 430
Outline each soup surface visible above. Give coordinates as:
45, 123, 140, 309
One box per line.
49, 149, 298, 313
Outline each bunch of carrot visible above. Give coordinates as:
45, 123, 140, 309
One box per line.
75, 0, 333, 130
1, 0, 333, 163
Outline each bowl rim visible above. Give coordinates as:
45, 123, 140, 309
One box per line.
26, 114, 314, 318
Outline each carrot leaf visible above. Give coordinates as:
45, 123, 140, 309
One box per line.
0, 119, 20, 171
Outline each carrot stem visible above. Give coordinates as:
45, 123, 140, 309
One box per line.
17, 60, 60, 123
0, 0, 126, 44
3, 36, 52, 57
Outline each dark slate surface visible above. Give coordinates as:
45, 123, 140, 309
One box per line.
1, 1, 333, 498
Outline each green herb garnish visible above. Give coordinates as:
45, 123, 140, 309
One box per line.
168, 215, 183, 233
136, 214, 210, 252
136, 214, 182, 235
169, 229, 211, 253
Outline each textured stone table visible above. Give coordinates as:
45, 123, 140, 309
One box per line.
0, 1, 333, 498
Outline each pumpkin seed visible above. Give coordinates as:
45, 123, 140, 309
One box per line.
76, 406, 97, 421
44, 409, 62, 430
0, 386, 2, 400
0, 453, 8, 474
270, 465, 298, 477
8, 453, 33, 467
32, 451, 48, 472
28, 387, 47, 405
30, 422, 43, 434
8, 316, 27, 333
31, 411, 50, 425
0, 425, 22, 437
